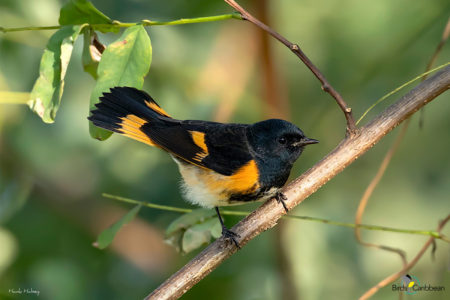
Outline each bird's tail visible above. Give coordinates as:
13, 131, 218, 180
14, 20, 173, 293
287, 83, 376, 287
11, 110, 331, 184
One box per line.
88, 87, 172, 146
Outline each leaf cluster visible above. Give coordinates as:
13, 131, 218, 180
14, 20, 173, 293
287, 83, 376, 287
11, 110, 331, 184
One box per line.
28, 0, 152, 140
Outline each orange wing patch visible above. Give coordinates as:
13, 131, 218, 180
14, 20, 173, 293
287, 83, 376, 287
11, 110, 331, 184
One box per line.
118, 114, 157, 147
189, 131, 209, 162
144, 100, 171, 117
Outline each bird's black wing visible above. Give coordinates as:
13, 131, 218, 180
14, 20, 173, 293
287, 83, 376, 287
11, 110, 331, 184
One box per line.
142, 120, 253, 176
89, 86, 253, 176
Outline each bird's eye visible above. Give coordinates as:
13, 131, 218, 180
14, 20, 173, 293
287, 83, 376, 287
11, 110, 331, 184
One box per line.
278, 137, 287, 145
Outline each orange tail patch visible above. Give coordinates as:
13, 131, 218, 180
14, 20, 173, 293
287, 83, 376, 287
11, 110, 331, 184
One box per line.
145, 100, 171, 118
117, 115, 157, 147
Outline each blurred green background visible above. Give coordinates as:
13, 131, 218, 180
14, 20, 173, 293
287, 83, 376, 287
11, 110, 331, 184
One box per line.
1, 0, 449, 299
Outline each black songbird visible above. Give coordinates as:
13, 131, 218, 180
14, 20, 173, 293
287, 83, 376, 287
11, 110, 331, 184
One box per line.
88, 87, 318, 247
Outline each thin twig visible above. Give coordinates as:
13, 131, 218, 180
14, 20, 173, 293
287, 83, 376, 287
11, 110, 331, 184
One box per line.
0, 25, 62, 32
140, 66, 450, 299
103, 193, 449, 241
419, 17, 450, 127
359, 215, 450, 300
224, 0, 356, 135
0, 13, 242, 33
424, 17, 450, 80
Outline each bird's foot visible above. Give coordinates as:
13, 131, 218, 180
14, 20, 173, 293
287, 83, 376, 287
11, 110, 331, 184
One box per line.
221, 226, 241, 249
276, 192, 289, 213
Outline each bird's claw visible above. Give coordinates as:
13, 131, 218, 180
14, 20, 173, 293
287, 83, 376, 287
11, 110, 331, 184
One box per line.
276, 192, 289, 213
222, 227, 241, 249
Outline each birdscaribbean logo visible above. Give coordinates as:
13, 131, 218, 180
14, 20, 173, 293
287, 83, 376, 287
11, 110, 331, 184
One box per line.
391, 274, 445, 295
401, 274, 420, 295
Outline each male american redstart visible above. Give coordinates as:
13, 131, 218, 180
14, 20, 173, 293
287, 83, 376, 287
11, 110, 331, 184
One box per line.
88, 87, 318, 247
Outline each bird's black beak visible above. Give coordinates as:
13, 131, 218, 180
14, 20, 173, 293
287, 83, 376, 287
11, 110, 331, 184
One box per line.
303, 137, 319, 145
293, 137, 319, 147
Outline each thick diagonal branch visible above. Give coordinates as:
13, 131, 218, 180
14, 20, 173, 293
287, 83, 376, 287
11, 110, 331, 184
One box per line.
224, 0, 356, 135
145, 66, 450, 300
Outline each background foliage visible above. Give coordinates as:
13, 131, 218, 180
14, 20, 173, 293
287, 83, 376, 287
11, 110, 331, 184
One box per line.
0, 0, 449, 299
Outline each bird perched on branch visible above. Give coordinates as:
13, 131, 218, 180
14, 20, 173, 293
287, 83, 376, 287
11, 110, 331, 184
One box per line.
88, 87, 318, 247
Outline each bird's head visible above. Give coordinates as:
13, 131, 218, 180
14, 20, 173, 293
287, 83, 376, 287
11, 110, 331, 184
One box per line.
247, 119, 318, 165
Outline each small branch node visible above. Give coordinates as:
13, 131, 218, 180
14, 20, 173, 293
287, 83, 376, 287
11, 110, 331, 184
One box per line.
345, 107, 352, 113
290, 44, 299, 51
321, 85, 330, 92
225, 0, 357, 137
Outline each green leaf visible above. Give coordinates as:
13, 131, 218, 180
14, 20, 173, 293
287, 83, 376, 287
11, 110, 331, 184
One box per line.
165, 208, 216, 236
59, 0, 114, 33
94, 204, 141, 249
82, 28, 104, 79
182, 226, 211, 253
182, 218, 221, 253
88, 25, 152, 140
164, 230, 183, 253
29, 25, 82, 123
210, 219, 222, 239
165, 209, 222, 253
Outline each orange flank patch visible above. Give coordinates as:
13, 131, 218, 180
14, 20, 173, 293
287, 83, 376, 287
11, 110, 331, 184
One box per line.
203, 160, 260, 196
225, 160, 260, 194
118, 115, 156, 147
144, 100, 171, 117
176, 159, 261, 207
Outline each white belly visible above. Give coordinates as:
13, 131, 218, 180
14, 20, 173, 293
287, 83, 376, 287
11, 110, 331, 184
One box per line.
172, 157, 274, 208
173, 158, 231, 207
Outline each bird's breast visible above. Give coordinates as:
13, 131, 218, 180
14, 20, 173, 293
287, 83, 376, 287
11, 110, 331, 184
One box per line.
255, 157, 293, 189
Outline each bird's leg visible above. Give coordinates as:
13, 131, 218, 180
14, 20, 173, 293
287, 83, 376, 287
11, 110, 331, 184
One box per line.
215, 207, 240, 248
275, 191, 289, 213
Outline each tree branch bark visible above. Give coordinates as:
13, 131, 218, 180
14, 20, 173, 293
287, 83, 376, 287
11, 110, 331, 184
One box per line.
145, 66, 450, 300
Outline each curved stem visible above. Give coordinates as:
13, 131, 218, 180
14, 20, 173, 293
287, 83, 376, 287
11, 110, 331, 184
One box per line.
224, 0, 356, 135
0, 25, 62, 32
359, 215, 450, 300
0, 13, 242, 33
356, 62, 450, 125
102, 193, 450, 241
